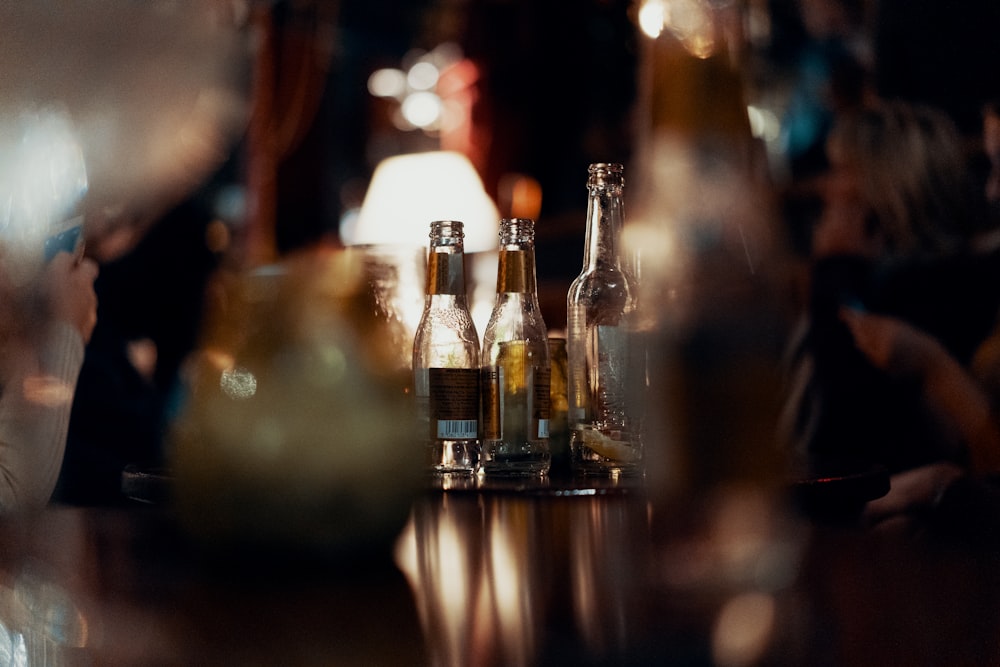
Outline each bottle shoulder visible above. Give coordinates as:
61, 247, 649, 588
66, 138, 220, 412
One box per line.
482, 299, 548, 354
413, 328, 480, 368
568, 270, 634, 302
414, 308, 479, 337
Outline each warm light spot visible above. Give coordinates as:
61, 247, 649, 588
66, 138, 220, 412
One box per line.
401, 91, 442, 129
640, 0, 717, 58
407, 61, 440, 91
22, 375, 74, 407
368, 68, 407, 99
747, 105, 780, 143
126, 338, 157, 381
498, 173, 543, 220
638, 0, 666, 38
712, 592, 776, 667
351, 151, 499, 251
220, 365, 256, 399
201, 348, 236, 373
668, 0, 716, 58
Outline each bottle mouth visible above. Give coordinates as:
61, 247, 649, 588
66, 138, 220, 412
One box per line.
587, 163, 625, 190
430, 220, 465, 244
588, 163, 624, 175
499, 217, 535, 245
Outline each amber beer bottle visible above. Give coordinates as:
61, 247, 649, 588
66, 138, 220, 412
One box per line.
481, 218, 551, 476
413, 220, 481, 475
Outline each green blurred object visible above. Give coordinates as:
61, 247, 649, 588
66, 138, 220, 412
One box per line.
169, 246, 420, 558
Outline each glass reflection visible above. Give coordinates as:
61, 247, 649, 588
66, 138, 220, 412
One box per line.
397, 495, 486, 667
0, 566, 90, 667
0, 501, 104, 666
397, 491, 650, 667
567, 499, 647, 658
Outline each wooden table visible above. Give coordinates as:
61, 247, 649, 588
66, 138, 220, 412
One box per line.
1, 472, 999, 666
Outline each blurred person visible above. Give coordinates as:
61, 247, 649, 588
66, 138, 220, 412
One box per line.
782, 100, 1000, 488
982, 100, 1000, 220
53, 194, 223, 506
781, 0, 871, 181
847, 306, 1000, 547
777, 0, 871, 260
0, 248, 98, 512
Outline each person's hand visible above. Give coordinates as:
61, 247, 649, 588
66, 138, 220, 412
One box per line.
863, 461, 965, 526
44, 251, 99, 343
839, 307, 944, 380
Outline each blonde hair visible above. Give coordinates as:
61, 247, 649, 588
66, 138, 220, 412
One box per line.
826, 100, 975, 257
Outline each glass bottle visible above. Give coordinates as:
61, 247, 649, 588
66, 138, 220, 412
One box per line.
547, 337, 571, 477
481, 217, 551, 476
567, 163, 641, 476
413, 220, 481, 475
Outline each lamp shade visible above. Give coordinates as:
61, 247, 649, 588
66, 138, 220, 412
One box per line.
349, 151, 500, 252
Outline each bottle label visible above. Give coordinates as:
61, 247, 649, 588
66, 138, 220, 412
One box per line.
428, 252, 466, 295
496, 250, 536, 293
481, 367, 502, 440
429, 367, 479, 440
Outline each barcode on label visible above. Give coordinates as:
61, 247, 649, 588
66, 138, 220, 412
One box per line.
437, 419, 478, 439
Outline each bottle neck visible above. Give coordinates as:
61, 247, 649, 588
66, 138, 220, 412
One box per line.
496, 246, 538, 294
583, 180, 625, 270
425, 244, 467, 296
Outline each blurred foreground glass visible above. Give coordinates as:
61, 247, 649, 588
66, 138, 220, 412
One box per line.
352, 243, 426, 371
627, 1, 804, 663
169, 247, 420, 556
0, 1, 251, 262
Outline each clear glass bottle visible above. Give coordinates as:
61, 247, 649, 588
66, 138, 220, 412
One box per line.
547, 336, 571, 477
413, 220, 481, 475
567, 163, 641, 476
481, 217, 551, 476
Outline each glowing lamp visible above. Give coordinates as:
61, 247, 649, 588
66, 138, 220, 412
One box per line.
348, 151, 499, 253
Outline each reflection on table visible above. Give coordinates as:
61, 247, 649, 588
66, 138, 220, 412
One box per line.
1, 472, 1000, 665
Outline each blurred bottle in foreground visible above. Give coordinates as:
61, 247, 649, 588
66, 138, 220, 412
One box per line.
481, 218, 551, 477
169, 248, 419, 557
413, 220, 481, 476
625, 1, 806, 663
567, 162, 642, 478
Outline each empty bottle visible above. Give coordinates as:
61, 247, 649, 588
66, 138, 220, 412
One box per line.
567, 163, 642, 476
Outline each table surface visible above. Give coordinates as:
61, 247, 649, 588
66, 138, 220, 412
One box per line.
0, 472, 998, 666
